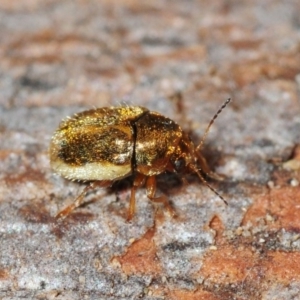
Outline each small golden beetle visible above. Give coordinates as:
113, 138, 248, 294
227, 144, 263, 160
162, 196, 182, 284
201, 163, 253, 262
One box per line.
50, 99, 231, 220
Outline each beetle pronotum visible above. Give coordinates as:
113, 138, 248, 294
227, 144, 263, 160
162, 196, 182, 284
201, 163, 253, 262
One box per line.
50, 98, 231, 220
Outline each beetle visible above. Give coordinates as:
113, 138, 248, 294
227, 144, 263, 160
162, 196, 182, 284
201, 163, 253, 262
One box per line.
50, 99, 231, 220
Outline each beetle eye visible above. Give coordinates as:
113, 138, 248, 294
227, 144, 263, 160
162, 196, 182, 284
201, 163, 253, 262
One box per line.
174, 157, 186, 173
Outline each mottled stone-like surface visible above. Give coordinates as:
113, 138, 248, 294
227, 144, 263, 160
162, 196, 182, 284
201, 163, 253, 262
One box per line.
1, 0, 300, 299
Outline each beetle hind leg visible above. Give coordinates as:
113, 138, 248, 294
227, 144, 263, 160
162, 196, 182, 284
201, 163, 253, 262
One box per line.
146, 176, 176, 217
56, 181, 110, 219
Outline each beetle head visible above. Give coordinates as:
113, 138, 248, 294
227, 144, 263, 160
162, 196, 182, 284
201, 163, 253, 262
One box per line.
170, 132, 196, 175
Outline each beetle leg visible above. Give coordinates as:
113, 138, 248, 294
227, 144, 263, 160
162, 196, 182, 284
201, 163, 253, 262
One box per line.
146, 176, 176, 217
56, 181, 111, 219
128, 173, 146, 221
196, 151, 225, 181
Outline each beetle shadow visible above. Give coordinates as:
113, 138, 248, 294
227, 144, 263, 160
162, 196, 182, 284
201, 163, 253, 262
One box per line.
78, 178, 133, 210
156, 172, 183, 195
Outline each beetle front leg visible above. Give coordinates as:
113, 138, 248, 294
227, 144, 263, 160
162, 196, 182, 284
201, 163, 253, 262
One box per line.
146, 176, 176, 217
128, 173, 146, 221
56, 180, 111, 220
196, 152, 225, 181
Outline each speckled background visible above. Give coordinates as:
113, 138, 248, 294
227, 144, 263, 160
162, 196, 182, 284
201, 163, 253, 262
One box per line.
1, 1, 300, 299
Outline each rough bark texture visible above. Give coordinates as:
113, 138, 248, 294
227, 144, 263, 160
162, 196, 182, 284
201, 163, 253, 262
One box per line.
1, 0, 300, 299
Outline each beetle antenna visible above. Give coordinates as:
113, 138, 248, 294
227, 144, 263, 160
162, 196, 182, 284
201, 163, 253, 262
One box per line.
196, 98, 231, 153
188, 164, 228, 205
